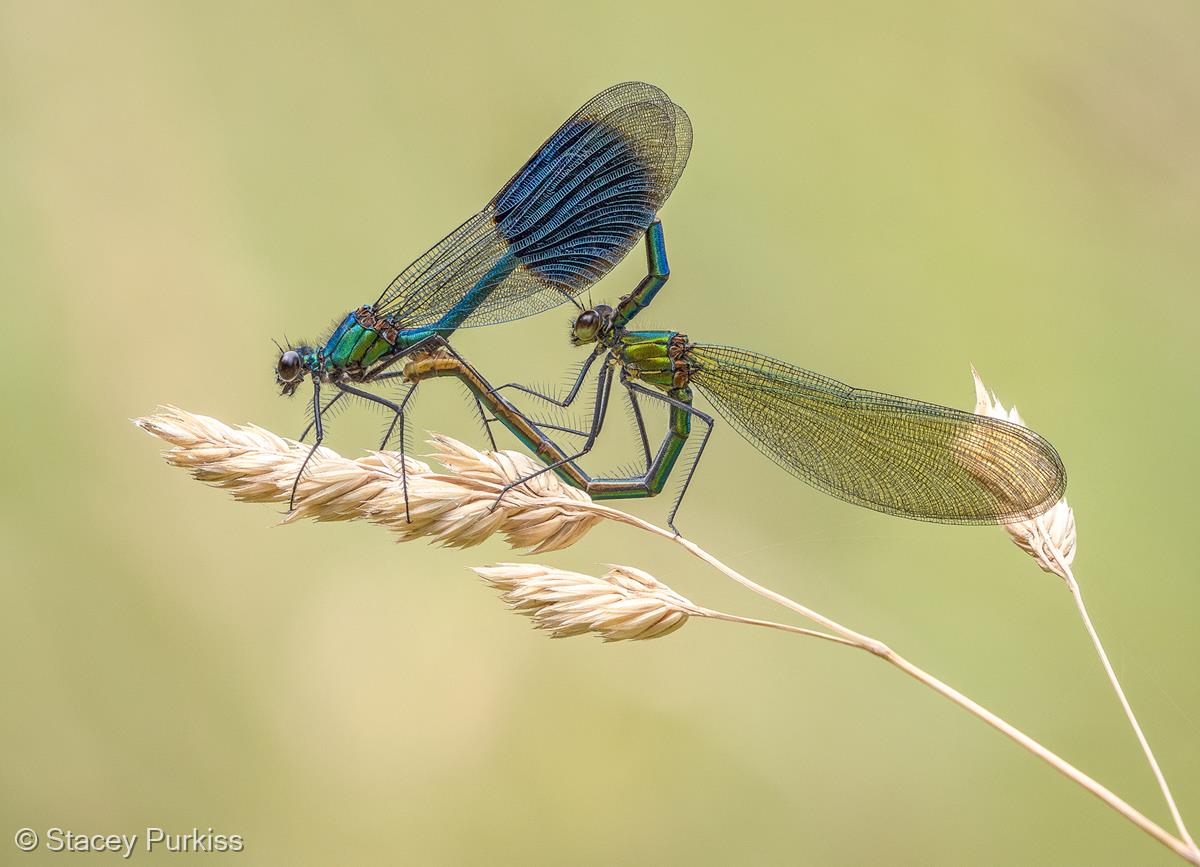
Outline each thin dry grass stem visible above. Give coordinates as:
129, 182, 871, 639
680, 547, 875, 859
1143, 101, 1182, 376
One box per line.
578, 502, 1198, 864
475, 563, 855, 646
137, 406, 1198, 864
973, 368, 1199, 860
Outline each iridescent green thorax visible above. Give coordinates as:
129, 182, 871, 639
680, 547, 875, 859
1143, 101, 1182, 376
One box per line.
324, 306, 400, 370
613, 330, 694, 392
314, 306, 440, 377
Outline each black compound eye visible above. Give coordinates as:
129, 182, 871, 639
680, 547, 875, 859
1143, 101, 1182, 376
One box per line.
573, 310, 600, 339
277, 350, 302, 382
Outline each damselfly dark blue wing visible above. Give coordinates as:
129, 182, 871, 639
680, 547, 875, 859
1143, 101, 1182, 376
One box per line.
688, 345, 1066, 524
374, 82, 691, 329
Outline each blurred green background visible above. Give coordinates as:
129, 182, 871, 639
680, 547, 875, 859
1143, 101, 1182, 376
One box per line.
3, 1, 1198, 864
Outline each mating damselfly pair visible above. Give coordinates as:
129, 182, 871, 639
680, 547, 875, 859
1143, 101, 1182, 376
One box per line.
273, 82, 1065, 532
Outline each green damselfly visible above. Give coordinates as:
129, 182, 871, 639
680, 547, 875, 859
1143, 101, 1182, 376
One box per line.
404, 220, 1066, 532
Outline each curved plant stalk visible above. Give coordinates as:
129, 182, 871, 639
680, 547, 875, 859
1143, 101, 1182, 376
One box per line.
587, 504, 1198, 864
1056, 547, 1199, 860
473, 562, 859, 647
136, 407, 1199, 864
972, 367, 1198, 861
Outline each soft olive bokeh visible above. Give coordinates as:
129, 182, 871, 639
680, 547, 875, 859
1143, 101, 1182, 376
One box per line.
3, 2, 1197, 864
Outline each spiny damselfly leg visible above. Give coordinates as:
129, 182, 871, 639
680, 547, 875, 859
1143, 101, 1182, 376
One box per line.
401, 339, 714, 533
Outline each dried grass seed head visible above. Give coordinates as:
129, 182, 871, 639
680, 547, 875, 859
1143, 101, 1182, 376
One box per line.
137, 407, 599, 552
474, 563, 695, 641
970, 367, 1077, 578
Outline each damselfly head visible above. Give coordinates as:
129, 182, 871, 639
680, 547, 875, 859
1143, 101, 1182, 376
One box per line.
275, 345, 309, 396
570, 304, 614, 347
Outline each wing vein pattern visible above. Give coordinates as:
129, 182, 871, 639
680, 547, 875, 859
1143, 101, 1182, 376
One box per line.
688, 344, 1066, 524
374, 82, 691, 330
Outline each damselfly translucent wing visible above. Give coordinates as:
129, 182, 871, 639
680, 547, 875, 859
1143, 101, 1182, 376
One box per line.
375, 82, 691, 330
689, 344, 1066, 524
